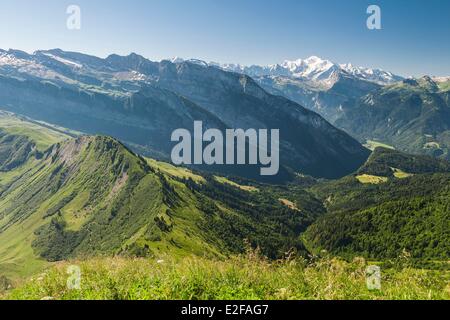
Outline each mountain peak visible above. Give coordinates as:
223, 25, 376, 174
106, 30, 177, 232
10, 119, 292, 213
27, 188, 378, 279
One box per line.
304, 55, 328, 63
170, 56, 184, 64
306, 55, 321, 60
217, 56, 403, 86
166, 57, 209, 67
106, 52, 146, 62
36, 48, 64, 55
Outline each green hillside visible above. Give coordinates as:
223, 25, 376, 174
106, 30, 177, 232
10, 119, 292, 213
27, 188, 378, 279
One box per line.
0, 111, 73, 151
357, 147, 450, 177
305, 148, 450, 260
0, 115, 318, 280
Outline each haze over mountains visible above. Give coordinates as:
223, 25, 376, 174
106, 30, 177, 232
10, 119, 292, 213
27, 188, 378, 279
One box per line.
0, 49, 370, 180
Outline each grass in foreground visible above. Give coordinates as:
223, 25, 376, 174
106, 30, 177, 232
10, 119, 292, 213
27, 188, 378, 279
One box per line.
2, 253, 449, 300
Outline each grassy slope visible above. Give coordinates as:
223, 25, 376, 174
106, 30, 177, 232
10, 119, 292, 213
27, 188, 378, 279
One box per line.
438, 80, 450, 92
0, 135, 215, 278
358, 147, 450, 178
355, 174, 388, 184
0, 114, 73, 277
0, 115, 317, 281
363, 140, 395, 151
0, 111, 72, 152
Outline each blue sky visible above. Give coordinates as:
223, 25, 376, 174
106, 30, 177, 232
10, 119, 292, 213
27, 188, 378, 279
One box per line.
1, 0, 449, 76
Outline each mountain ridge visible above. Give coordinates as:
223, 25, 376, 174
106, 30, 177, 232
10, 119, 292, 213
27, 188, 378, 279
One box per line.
0, 48, 370, 180
206, 55, 404, 86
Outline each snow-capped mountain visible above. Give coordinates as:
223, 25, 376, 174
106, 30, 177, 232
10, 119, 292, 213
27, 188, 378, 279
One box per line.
214, 56, 404, 86
0, 48, 408, 126
339, 63, 403, 85
1, 49, 402, 89
0, 49, 70, 82
190, 56, 404, 121
0, 49, 151, 88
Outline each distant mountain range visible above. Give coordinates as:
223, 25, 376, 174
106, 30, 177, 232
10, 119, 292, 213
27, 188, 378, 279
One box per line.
0, 49, 370, 180
212, 56, 404, 86
205, 55, 450, 161
206, 56, 404, 122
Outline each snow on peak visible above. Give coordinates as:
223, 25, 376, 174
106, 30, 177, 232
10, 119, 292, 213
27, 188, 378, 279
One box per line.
170, 57, 184, 64
40, 52, 83, 69
279, 56, 338, 82
339, 63, 402, 84
0, 50, 60, 80
0, 49, 405, 87
216, 56, 403, 85
168, 57, 210, 68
